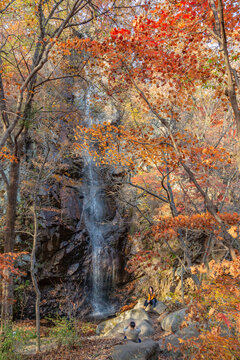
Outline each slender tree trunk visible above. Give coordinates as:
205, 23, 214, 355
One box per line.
217, 0, 240, 134
1, 159, 20, 329
209, 0, 240, 167
31, 202, 41, 352
30, 149, 49, 352
164, 167, 200, 287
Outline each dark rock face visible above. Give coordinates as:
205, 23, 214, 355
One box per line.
24, 159, 129, 319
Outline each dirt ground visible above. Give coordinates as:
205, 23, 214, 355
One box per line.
19, 313, 169, 360
24, 338, 126, 360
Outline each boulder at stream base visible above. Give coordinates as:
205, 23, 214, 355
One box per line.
109, 340, 160, 360
160, 308, 187, 333
103, 318, 154, 338
118, 308, 150, 322
97, 308, 153, 337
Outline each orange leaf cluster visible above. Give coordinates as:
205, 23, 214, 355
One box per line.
0, 146, 17, 163
74, 124, 231, 175
153, 212, 240, 241
119, 302, 137, 313
0, 252, 27, 278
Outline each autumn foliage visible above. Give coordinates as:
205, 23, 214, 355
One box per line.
180, 256, 240, 359
0, 252, 26, 279
0, 0, 240, 356
119, 302, 137, 314
154, 212, 240, 239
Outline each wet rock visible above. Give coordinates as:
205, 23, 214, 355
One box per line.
66, 243, 75, 254
60, 187, 82, 221
21, 154, 129, 319
67, 263, 79, 276
110, 340, 160, 360
53, 249, 65, 265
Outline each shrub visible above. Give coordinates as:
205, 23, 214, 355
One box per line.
0, 326, 36, 360
119, 302, 137, 313
47, 316, 81, 349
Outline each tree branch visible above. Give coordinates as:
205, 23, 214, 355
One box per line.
0, 0, 15, 14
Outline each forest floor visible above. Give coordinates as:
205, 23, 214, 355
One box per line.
18, 313, 170, 360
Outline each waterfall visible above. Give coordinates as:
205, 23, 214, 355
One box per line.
82, 79, 117, 317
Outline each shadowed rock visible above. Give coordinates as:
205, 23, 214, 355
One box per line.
110, 339, 160, 360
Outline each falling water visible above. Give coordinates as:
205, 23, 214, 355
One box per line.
82, 80, 117, 317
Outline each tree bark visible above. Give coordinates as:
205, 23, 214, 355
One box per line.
163, 167, 200, 287
1, 159, 20, 329
209, 0, 240, 167
31, 202, 41, 352
217, 0, 240, 135
29, 149, 49, 352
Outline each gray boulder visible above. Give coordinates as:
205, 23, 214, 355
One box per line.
110, 339, 160, 360
118, 308, 150, 322
152, 301, 167, 315
134, 298, 146, 310
160, 308, 187, 333
97, 308, 150, 336
96, 317, 120, 335
103, 318, 154, 338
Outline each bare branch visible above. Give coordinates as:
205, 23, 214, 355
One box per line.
126, 181, 168, 203
0, 0, 15, 14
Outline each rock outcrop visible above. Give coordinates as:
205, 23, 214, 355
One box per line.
23, 158, 129, 319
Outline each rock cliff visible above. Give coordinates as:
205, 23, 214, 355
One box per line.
24, 158, 129, 319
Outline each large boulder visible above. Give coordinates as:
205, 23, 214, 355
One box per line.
103, 318, 154, 338
110, 340, 160, 360
118, 308, 150, 322
160, 308, 187, 333
134, 298, 146, 310
96, 317, 120, 336
158, 324, 200, 359
140, 298, 168, 316
97, 308, 150, 336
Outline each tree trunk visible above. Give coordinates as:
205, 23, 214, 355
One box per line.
1, 159, 20, 329
31, 202, 41, 352
209, 0, 240, 167
164, 168, 200, 287
30, 149, 49, 352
